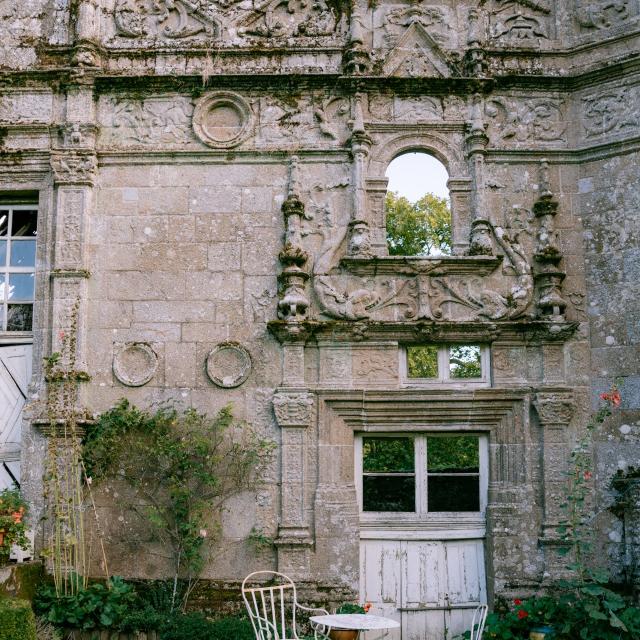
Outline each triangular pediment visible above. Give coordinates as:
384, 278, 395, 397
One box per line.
382, 22, 451, 78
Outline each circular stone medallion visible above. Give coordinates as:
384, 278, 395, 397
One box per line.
113, 343, 158, 387
193, 92, 254, 148
206, 342, 252, 388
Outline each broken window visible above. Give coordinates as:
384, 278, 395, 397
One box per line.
0, 205, 37, 332
385, 152, 452, 257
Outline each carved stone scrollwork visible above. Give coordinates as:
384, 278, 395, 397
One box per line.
534, 391, 574, 426
273, 392, 314, 428
576, 0, 634, 31
50, 152, 97, 185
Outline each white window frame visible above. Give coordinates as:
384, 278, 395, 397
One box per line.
355, 432, 488, 531
400, 344, 491, 388
0, 204, 37, 336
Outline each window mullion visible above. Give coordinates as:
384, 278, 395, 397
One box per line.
438, 346, 448, 381
416, 436, 428, 515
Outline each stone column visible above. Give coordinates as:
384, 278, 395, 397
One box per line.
346, 94, 373, 258
447, 177, 473, 255
273, 391, 315, 577
465, 94, 493, 256
534, 391, 574, 578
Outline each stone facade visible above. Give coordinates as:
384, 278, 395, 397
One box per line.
1, 0, 639, 618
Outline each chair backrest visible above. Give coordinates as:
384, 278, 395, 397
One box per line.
242, 571, 298, 640
470, 604, 488, 640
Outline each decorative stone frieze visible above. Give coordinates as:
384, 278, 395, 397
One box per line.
534, 391, 574, 426
50, 152, 97, 185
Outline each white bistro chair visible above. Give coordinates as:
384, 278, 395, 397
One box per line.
469, 604, 488, 640
242, 571, 330, 640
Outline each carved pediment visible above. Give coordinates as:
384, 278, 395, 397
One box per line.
381, 22, 452, 78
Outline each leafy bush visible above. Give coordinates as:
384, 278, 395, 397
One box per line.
455, 593, 640, 640
34, 577, 138, 631
0, 597, 37, 640
159, 612, 254, 640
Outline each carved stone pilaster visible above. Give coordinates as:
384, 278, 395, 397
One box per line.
278, 157, 311, 322
533, 161, 567, 321
346, 95, 373, 259
466, 95, 492, 256
534, 390, 575, 577
273, 391, 315, 577
343, 7, 371, 75
465, 9, 488, 77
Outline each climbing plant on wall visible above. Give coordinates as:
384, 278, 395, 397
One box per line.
82, 400, 275, 611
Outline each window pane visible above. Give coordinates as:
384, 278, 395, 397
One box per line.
407, 345, 439, 378
7, 304, 33, 331
363, 437, 414, 473
0, 211, 8, 236
0, 274, 5, 301
428, 476, 479, 512
11, 210, 37, 237
449, 345, 482, 379
363, 476, 415, 512
9, 239, 36, 267
427, 436, 479, 473
0, 240, 6, 266
7, 273, 35, 301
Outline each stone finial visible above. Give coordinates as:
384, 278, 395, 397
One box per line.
343, 7, 371, 75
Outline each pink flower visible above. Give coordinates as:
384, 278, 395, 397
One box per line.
58, 331, 66, 340
600, 390, 621, 407
199, 529, 207, 538
583, 471, 592, 480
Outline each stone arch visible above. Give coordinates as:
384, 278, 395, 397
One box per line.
366, 133, 472, 255
368, 132, 467, 179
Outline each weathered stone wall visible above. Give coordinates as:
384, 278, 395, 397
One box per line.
1, 0, 639, 610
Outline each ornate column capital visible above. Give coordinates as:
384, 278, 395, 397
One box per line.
273, 391, 315, 428
50, 152, 97, 186
534, 391, 574, 426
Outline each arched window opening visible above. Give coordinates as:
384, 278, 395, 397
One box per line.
385, 152, 452, 257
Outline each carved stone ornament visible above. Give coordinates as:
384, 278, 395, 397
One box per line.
50, 152, 97, 184
206, 342, 252, 388
534, 392, 574, 426
193, 92, 254, 148
113, 343, 158, 387
273, 392, 315, 427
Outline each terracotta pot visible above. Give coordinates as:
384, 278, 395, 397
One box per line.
329, 630, 359, 640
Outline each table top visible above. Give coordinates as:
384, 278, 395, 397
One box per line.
309, 614, 401, 631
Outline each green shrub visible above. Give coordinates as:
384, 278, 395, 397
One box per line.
34, 576, 137, 630
0, 597, 37, 640
160, 612, 254, 640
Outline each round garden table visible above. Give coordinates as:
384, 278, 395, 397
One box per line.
310, 613, 400, 639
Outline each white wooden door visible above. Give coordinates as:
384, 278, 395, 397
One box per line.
361, 537, 486, 640
0, 345, 32, 490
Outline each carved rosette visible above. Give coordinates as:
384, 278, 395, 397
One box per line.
192, 92, 254, 149
273, 392, 314, 428
533, 161, 567, 321
534, 392, 574, 427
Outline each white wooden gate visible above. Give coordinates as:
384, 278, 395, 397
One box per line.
360, 536, 486, 640
0, 345, 32, 490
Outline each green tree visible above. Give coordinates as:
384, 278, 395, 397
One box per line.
385, 190, 452, 256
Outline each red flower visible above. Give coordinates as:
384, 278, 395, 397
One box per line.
600, 390, 622, 407
513, 599, 522, 606
363, 603, 372, 613
517, 610, 528, 620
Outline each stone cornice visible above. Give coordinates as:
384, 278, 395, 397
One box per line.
268, 319, 578, 345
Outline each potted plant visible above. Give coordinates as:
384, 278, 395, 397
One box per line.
0, 486, 30, 560
329, 603, 372, 640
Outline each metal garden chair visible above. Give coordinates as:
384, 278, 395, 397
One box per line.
469, 604, 488, 640
242, 571, 330, 640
